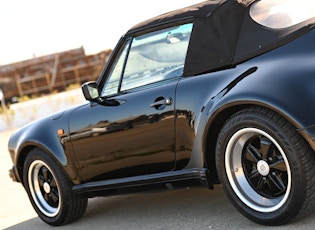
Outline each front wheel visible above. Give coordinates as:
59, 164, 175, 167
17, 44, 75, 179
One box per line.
216, 107, 315, 225
23, 148, 88, 226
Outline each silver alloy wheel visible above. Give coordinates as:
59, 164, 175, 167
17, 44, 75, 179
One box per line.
225, 128, 291, 212
28, 160, 61, 217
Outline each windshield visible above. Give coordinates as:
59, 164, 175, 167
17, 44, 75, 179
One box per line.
250, 0, 315, 29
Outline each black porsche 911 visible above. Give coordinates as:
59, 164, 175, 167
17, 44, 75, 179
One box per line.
7, 0, 315, 226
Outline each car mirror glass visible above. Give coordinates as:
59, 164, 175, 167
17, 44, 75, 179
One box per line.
166, 32, 183, 44
82, 81, 100, 101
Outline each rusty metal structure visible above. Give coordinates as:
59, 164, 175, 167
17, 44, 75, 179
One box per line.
0, 47, 111, 103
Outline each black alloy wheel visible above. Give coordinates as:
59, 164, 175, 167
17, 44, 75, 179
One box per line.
216, 107, 315, 225
23, 148, 88, 226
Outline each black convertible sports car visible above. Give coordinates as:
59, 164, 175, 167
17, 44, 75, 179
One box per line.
8, 0, 315, 226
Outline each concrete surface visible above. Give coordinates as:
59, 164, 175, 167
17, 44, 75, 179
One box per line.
2, 129, 315, 229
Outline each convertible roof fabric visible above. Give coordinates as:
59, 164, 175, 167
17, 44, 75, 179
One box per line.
128, 0, 315, 76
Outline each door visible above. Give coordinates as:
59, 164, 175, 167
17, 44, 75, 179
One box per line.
69, 81, 177, 181
69, 23, 193, 182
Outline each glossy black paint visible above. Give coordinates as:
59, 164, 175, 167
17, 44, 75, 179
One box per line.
8, 2, 315, 199
69, 78, 178, 182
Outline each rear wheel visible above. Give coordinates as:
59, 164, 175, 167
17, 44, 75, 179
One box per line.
216, 107, 315, 225
23, 148, 88, 226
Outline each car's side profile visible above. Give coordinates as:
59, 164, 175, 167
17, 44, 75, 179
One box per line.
8, 0, 315, 226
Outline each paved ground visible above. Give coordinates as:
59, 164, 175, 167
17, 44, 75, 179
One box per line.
2, 129, 315, 230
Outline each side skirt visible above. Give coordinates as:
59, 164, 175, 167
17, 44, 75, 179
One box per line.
72, 168, 213, 198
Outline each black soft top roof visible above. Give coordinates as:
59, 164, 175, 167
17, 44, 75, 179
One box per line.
128, 0, 315, 76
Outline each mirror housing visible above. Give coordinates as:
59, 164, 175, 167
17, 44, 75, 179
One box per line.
82, 81, 100, 102
82, 81, 125, 106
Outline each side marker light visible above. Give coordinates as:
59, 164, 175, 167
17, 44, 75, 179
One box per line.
57, 129, 64, 135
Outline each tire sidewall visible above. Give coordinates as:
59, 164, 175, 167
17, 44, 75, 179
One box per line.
216, 110, 306, 225
23, 149, 72, 225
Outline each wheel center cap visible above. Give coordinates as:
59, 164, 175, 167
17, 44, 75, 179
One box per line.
257, 160, 270, 176
43, 182, 51, 193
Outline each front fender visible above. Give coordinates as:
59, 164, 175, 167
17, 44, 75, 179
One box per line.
8, 108, 78, 183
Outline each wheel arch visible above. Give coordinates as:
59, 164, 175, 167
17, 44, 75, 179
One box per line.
203, 103, 249, 183
202, 101, 314, 183
16, 144, 68, 186
8, 111, 78, 185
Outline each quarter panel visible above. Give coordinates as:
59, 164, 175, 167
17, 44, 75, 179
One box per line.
207, 30, 315, 150
175, 67, 250, 169
175, 29, 315, 170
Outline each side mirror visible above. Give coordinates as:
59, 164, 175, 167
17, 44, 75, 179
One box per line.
82, 81, 100, 102
82, 81, 125, 106
166, 32, 184, 44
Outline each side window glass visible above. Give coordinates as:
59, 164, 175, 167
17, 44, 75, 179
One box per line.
101, 41, 130, 97
250, 0, 315, 29
121, 23, 193, 91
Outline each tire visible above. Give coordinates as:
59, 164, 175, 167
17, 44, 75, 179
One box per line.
23, 148, 88, 226
215, 107, 315, 225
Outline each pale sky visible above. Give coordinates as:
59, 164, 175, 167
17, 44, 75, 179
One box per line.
0, 0, 203, 65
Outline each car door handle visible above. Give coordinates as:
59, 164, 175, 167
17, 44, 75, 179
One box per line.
150, 97, 173, 109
